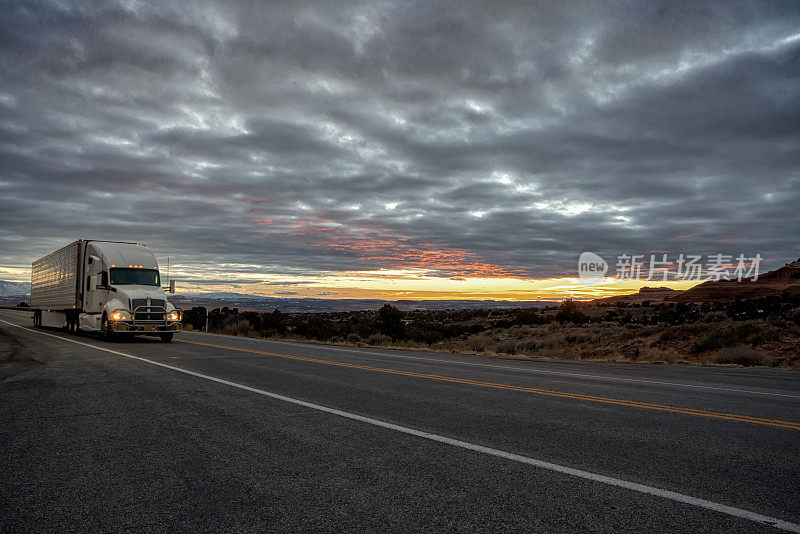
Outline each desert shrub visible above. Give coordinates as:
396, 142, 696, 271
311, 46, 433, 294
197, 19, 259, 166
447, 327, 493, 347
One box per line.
467, 334, 494, 352
690, 321, 779, 353
222, 320, 258, 338
555, 299, 589, 324
691, 329, 735, 353
692, 333, 719, 353
377, 304, 405, 339
638, 348, 679, 364
294, 317, 337, 341
703, 311, 727, 322
543, 333, 571, 348
655, 323, 707, 345
617, 325, 652, 340
504, 325, 525, 338
517, 339, 544, 353
239, 311, 263, 331
495, 339, 518, 355
514, 309, 549, 325
365, 333, 391, 346
710, 345, 772, 367
563, 332, 592, 344
790, 309, 800, 327
432, 339, 468, 353
346, 333, 362, 344
182, 306, 209, 331
732, 322, 765, 345
736, 322, 781, 344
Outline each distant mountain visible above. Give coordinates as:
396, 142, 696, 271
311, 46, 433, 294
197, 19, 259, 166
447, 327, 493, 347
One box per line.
667, 258, 800, 303
183, 292, 268, 300
0, 282, 556, 312
589, 286, 681, 306
170, 293, 557, 313
586, 258, 800, 305
0, 280, 30, 297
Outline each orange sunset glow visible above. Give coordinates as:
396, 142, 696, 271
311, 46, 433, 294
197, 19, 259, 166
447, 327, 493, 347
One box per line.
167, 265, 702, 301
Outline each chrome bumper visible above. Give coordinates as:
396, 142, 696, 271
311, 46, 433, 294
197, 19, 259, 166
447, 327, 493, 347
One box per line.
110, 321, 182, 332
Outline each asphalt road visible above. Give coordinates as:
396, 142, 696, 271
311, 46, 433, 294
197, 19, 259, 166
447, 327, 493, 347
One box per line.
1, 308, 798, 533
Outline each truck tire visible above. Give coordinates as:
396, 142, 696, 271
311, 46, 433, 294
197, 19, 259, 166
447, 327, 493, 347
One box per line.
101, 314, 115, 341
160, 333, 174, 343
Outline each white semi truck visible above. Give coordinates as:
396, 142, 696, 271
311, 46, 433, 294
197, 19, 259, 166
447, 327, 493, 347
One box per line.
30, 240, 182, 342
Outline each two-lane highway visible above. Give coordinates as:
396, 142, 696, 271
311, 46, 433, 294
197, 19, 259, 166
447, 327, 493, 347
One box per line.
1, 308, 798, 532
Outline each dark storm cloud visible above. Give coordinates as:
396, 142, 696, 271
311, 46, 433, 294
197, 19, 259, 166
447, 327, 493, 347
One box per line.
1, 0, 798, 282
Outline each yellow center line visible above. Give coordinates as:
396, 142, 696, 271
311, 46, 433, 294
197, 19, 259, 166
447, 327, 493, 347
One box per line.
176, 338, 800, 430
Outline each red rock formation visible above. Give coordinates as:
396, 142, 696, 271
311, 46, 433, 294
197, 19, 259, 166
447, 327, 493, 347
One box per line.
667, 258, 800, 302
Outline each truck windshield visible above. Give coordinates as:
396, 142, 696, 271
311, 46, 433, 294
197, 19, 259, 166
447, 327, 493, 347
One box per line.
109, 268, 160, 286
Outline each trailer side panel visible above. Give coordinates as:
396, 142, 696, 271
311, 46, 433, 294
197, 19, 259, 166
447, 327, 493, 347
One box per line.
30, 240, 82, 310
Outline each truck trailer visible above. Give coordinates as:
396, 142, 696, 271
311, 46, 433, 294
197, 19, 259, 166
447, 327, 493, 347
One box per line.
30, 240, 182, 342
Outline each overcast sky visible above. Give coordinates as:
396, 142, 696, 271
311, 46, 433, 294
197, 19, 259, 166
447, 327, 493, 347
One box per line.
1, 1, 798, 297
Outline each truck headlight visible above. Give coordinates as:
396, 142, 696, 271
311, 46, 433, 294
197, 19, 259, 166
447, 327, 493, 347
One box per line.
168, 310, 181, 322
110, 310, 131, 321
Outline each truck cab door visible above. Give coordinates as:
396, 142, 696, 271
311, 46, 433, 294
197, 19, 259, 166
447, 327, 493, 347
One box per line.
85, 255, 105, 312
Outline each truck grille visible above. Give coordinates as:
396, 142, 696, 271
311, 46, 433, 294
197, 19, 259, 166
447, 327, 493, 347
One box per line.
131, 299, 166, 321
132, 298, 165, 309
134, 310, 166, 321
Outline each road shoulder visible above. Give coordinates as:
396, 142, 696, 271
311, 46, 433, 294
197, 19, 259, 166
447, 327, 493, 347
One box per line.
0, 324, 42, 381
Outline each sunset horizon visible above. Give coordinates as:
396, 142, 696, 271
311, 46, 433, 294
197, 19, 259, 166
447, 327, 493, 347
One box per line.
2, 248, 714, 301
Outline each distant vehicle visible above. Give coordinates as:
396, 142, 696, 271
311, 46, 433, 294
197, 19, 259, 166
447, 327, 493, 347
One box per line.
30, 240, 181, 342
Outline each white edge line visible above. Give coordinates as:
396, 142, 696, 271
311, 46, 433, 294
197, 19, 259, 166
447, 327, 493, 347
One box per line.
1, 317, 799, 533
186, 330, 800, 400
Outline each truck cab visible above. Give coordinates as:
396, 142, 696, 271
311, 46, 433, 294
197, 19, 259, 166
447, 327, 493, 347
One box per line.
80, 242, 181, 342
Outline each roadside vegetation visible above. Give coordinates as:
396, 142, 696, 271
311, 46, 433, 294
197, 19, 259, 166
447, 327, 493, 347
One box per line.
181, 296, 800, 368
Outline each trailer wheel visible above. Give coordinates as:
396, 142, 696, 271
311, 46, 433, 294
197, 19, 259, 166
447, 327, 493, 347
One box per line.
160, 333, 174, 343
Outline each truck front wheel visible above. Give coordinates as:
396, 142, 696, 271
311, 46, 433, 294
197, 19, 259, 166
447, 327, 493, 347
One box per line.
101, 314, 115, 341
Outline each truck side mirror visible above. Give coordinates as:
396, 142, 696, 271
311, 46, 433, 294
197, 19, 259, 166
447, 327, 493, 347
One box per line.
100, 271, 109, 288
169, 280, 175, 293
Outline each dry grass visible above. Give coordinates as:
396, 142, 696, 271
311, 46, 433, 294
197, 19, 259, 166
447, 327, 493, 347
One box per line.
221, 320, 259, 338
709, 345, 773, 367
201, 309, 799, 369
466, 334, 494, 352
364, 333, 392, 346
